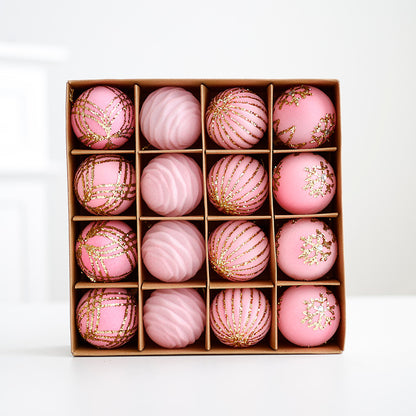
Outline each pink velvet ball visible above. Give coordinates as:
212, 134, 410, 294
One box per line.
273, 85, 336, 149
75, 221, 137, 282
208, 220, 270, 281
142, 220, 205, 283
278, 286, 340, 347
206, 88, 267, 149
71, 86, 134, 149
273, 153, 336, 214
210, 288, 271, 347
207, 155, 268, 215
141, 154, 203, 216
276, 219, 337, 281
143, 289, 206, 348
76, 288, 137, 349
140, 87, 201, 149
74, 154, 136, 215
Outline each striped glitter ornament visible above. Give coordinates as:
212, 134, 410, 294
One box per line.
76, 288, 137, 349
76, 221, 138, 282
210, 288, 271, 347
74, 154, 136, 215
207, 154, 268, 215
206, 88, 267, 149
71, 85, 134, 149
208, 220, 270, 281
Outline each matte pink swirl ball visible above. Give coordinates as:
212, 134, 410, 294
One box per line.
273, 153, 336, 214
207, 155, 268, 215
75, 220, 137, 282
208, 220, 270, 281
71, 85, 134, 149
140, 87, 201, 149
273, 85, 336, 149
74, 154, 136, 215
143, 289, 206, 348
210, 288, 271, 347
141, 154, 203, 216
142, 220, 205, 283
206, 88, 267, 149
276, 218, 337, 281
278, 286, 340, 347
76, 288, 137, 349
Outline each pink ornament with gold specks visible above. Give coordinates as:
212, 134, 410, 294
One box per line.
273, 153, 336, 214
74, 154, 136, 215
273, 85, 336, 149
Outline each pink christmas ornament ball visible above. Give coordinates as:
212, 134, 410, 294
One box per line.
276, 218, 337, 281
206, 88, 267, 149
76, 288, 137, 349
74, 154, 136, 215
210, 288, 271, 347
278, 286, 340, 347
71, 85, 134, 149
208, 220, 270, 281
76, 221, 137, 283
273, 85, 336, 149
207, 154, 268, 215
140, 87, 201, 149
141, 154, 203, 216
143, 289, 206, 349
142, 220, 205, 283
272, 153, 336, 214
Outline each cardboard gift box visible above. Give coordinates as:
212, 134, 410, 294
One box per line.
66, 79, 345, 356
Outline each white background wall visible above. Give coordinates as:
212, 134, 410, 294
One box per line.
0, 0, 415, 301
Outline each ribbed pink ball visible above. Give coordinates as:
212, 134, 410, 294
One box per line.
278, 286, 340, 347
276, 218, 337, 281
143, 289, 206, 349
76, 288, 137, 349
75, 221, 137, 282
74, 154, 136, 215
206, 88, 267, 149
142, 221, 205, 282
273, 153, 336, 214
140, 87, 201, 149
273, 85, 336, 149
141, 154, 203, 216
207, 155, 268, 215
71, 86, 134, 149
210, 288, 271, 347
208, 220, 270, 281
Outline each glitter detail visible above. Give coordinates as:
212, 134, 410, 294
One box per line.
301, 292, 337, 330
272, 162, 282, 195
298, 229, 332, 265
303, 161, 335, 198
275, 85, 312, 110
273, 119, 306, 149
310, 113, 336, 147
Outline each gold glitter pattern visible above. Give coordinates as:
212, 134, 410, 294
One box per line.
74, 154, 136, 215
274, 85, 312, 110
272, 162, 282, 196
310, 113, 336, 147
210, 288, 271, 347
76, 221, 137, 282
299, 229, 332, 265
273, 119, 307, 149
303, 161, 335, 198
76, 288, 137, 348
301, 291, 337, 330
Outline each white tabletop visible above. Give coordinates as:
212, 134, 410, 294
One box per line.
1, 296, 415, 416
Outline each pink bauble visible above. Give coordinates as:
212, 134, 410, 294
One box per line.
75, 221, 137, 282
273, 153, 336, 214
273, 85, 336, 149
74, 154, 136, 215
71, 86, 134, 149
140, 87, 201, 149
207, 155, 268, 215
206, 88, 267, 149
141, 154, 203, 216
76, 288, 137, 349
210, 288, 271, 347
143, 289, 206, 348
208, 220, 270, 281
278, 286, 340, 347
276, 219, 337, 281
142, 221, 205, 283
